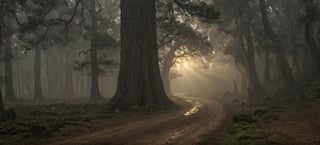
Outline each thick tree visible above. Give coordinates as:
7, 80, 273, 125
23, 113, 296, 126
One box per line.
110, 0, 173, 110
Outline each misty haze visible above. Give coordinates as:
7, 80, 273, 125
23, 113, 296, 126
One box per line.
1, 0, 320, 145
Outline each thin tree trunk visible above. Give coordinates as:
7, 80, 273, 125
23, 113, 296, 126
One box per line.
259, 0, 296, 89
63, 51, 74, 98
264, 49, 272, 84
237, 3, 264, 100
110, 0, 172, 110
241, 72, 248, 95
292, 51, 301, 80
161, 44, 180, 97
0, 5, 4, 111
4, 38, 16, 102
89, 0, 102, 100
34, 47, 43, 100
235, 63, 247, 95
243, 27, 264, 100
46, 50, 52, 98
16, 59, 22, 98
162, 63, 172, 98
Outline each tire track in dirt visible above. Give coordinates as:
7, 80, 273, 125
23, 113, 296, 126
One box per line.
52, 96, 225, 145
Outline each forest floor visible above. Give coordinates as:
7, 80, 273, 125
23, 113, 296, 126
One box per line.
0, 96, 226, 145
199, 91, 320, 145
2, 91, 319, 145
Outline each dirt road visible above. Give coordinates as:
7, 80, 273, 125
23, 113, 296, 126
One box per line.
52, 97, 226, 145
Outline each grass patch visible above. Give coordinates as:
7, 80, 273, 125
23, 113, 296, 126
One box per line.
220, 119, 287, 145
0, 135, 23, 145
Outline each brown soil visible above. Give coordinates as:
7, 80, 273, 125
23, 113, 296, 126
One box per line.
1, 96, 226, 145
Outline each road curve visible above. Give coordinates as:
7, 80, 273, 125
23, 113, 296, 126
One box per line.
52, 96, 226, 145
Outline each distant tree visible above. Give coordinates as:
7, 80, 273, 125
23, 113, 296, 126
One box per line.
110, 0, 173, 110
0, 91, 3, 112
158, 22, 212, 97
0, 41, 3, 112
258, 0, 296, 89
1, 1, 17, 102
3, 37, 16, 101
0, 1, 4, 110
157, 0, 219, 96
73, 0, 119, 100
10, 0, 83, 100
238, 1, 264, 99
302, 0, 320, 78
221, 0, 264, 99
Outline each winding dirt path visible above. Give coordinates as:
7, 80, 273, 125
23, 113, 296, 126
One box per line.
52, 97, 226, 145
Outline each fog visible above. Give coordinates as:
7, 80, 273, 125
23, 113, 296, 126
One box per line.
172, 63, 237, 96
1, 0, 320, 144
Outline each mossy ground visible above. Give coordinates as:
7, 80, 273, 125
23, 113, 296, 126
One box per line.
217, 97, 320, 145
220, 122, 287, 145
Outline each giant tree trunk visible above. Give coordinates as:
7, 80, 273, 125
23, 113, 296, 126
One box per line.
34, 47, 43, 100
259, 0, 296, 89
89, 0, 102, 100
4, 38, 16, 102
110, 0, 173, 110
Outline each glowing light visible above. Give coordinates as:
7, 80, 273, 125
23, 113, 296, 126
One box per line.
184, 102, 202, 116
176, 57, 194, 69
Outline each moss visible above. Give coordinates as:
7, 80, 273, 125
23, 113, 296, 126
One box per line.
0, 135, 22, 145
220, 122, 287, 145
267, 134, 288, 145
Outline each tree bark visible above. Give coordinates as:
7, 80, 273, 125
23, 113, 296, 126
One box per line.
110, 0, 173, 110
89, 0, 102, 100
4, 38, 16, 102
161, 43, 180, 97
258, 0, 296, 89
304, 0, 320, 78
264, 49, 272, 84
162, 67, 172, 97
243, 26, 264, 100
235, 1, 264, 100
237, 1, 264, 100
0, 90, 4, 112
235, 63, 247, 95
46, 50, 53, 98
34, 46, 43, 100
